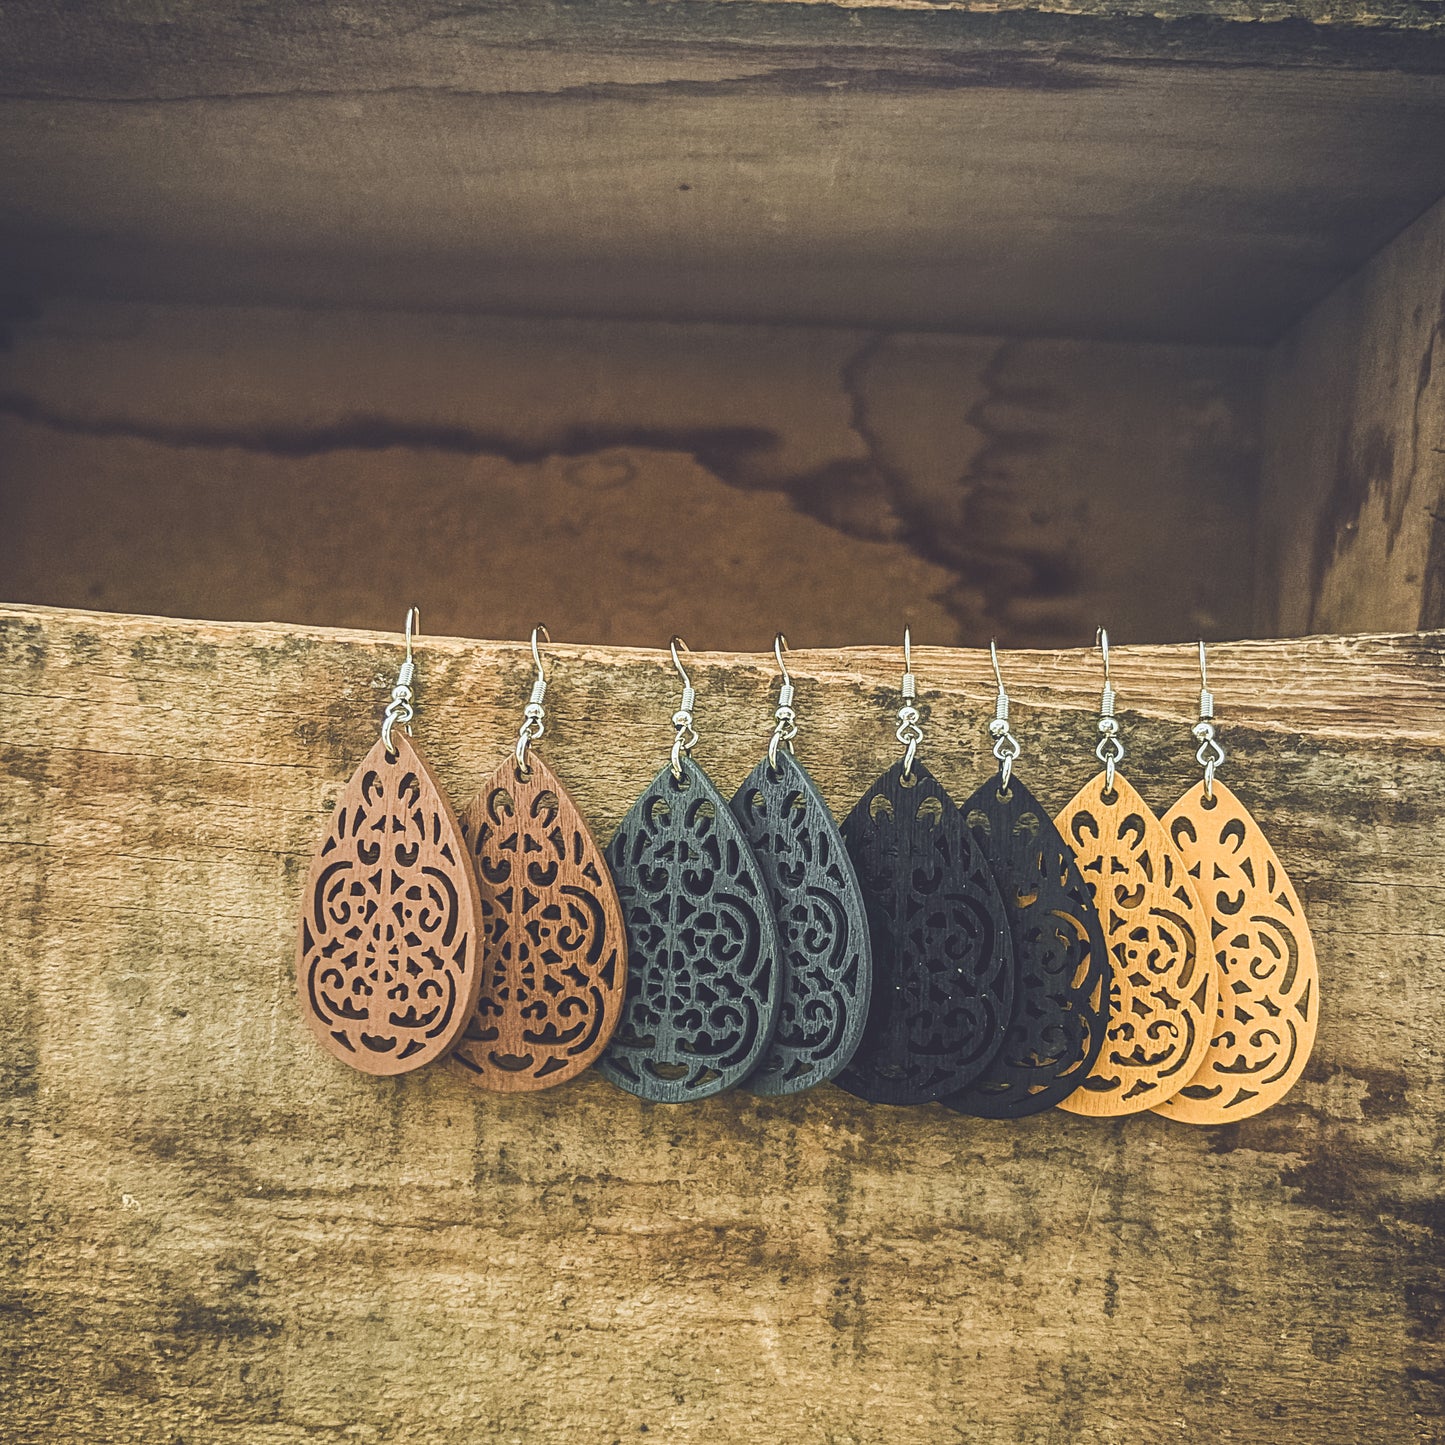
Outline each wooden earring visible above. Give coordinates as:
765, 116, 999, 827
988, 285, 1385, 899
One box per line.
1152, 643, 1319, 1124
452, 625, 627, 1092
599, 637, 783, 1103
946, 642, 1111, 1119
729, 634, 872, 1096
835, 629, 1014, 1106
295, 609, 484, 1075
1055, 630, 1218, 1117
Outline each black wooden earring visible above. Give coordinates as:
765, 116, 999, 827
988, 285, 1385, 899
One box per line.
834, 629, 1014, 1106
599, 637, 783, 1103
729, 634, 872, 1095
945, 641, 1111, 1118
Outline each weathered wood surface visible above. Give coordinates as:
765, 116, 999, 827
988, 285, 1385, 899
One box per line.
1258, 193, 1445, 637
1, 604, 1442, 1442
0, 301, 1260, 650
3, 2, 1445, 342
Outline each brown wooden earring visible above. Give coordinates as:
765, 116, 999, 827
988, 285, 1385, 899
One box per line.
452, 625, 627, 1091
1153, 644, 1319, 1124
296, 609, 485, 1075
1055, 631, 1219, 1117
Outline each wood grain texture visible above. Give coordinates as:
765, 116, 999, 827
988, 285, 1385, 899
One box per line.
454, 752, 627, 1092
2, 4, 1444, 341
1257, 192, 1445, 636
1054, 771, 1217, 1116
295, 730, 485, 1076
1, 604, 1443, 1441
0, 300, 1261, 649
1155, 779, 1320, 1125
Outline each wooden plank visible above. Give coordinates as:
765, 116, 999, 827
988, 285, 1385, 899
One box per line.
1, 603, 1442, 1442
1257, 193, 1445, 635
1, 4, 1444, 342
0, 300, 1261, 650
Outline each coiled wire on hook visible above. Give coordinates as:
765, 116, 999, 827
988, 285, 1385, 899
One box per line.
381, 607, 420, 757
1094, 627, 1125, 794
669, 636, 699, 781
514, 624, 550, 776
768, 632, 798, 771
988, 640, 1022, 792
1192, 640, 1226, 799
897, 626, 923, 780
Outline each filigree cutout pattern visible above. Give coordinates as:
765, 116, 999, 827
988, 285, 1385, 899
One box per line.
453, 753, 627, 1092
600, 761, 783, 1103
1055, 771, 1218, 1116
730, 750, 872, 1096
296, 733, 483, 1075
1153, 780, 1319, 1124
946, 772, 1111, 1118
836, 761, 1014, 1106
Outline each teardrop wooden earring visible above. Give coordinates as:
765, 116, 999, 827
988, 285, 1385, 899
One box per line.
599, 637, 783, 1103
729, 634, 872, 1095
835, 628, 1014, 1106
296, 609, 484, 1075
1153, 643, 1319, 1124
946, 642, 1111, 1119
1055, 630, 1218, 1116
452, 625, 627, 1091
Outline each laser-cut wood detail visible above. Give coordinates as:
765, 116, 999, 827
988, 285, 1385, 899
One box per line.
1054, 771, 1218, 1117
729, 749, 872, 1096
295, 731, 483, 1075
837, 760, 1014, 1106
453, 752, 627, 1092
1154, 780, 1320, 1124
947, 772, 1111, 1118
600, 761, 783, 1103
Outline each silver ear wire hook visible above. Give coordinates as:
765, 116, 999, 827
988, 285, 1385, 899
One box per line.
1094, 626, 1124, 794
896, 625, 923, 780
988, 640, 1022, 792
381, 606, 420, 757
514, 622, 551, 775
1191, 639, 1226, 800
669, 635, 699, 781
768, 632, 799, 771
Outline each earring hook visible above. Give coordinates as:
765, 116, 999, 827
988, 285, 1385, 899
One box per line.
670, 635, 693, 694
768, 632, 798, 771
987, 640, 1021, 791
1094, 626, 1123, 794
514, 622, 552, 776
669, 636, 699, 781
1192, 639, 1225, 800
897, 625, 922, 779
381, 606, 421, 757
774, 632, 792, 689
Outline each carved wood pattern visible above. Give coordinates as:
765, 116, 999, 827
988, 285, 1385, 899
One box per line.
946, 771, 1112, 1118
835, 760, 1014, 1106
295, 732, 484, 1076
453, 752, 627, 1092
1054, 771, 1218, 1116
600, 761, 783, 1103
1153, 780, 1320, 1124
729, 749, 872, 1096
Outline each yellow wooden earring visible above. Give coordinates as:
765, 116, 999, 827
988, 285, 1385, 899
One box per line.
1153, 643, 1319, 1124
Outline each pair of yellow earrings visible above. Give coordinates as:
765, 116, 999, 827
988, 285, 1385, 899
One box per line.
1055, 634, 1319, 1124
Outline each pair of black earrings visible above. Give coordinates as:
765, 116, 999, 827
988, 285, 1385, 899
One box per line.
834, 632, 1109, 1116
601, 632, 1108, 1116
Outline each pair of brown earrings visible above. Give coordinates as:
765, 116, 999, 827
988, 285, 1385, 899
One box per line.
1055, 633, 1319, 1123
295, 612, 626, 1089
